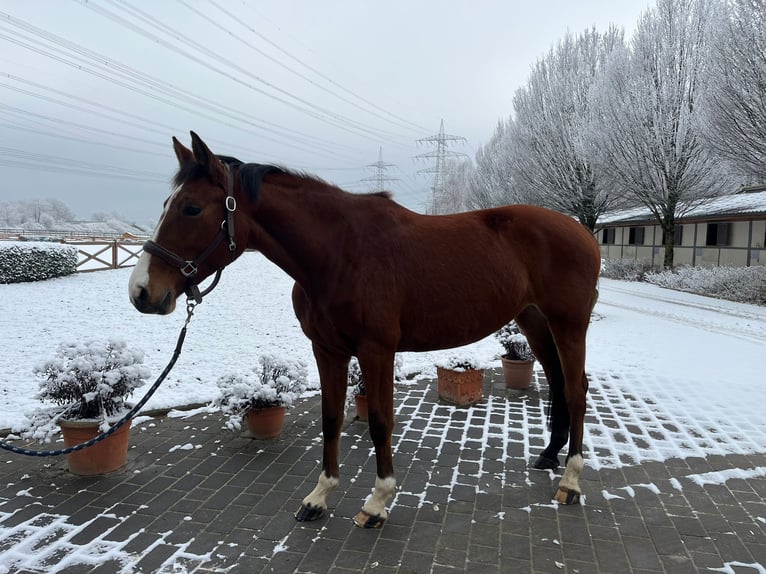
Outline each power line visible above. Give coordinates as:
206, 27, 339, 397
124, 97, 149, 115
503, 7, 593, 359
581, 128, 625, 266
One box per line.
80, 0, 413, 146
0, 146, 168, 182
209, 0, 431, 135
0, 14, 368, 161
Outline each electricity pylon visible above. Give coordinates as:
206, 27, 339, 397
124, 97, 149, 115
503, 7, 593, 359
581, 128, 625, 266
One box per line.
415, 119, 468, 213
361, 147, 398, 193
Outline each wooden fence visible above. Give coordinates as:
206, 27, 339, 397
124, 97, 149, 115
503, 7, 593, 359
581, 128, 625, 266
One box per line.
65, 240, 145, 273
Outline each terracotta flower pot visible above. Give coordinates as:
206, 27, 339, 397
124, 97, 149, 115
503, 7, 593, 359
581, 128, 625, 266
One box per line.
59, 418, 132, 476
245, 405, 286, 439
437, 366, 483, 406
501, 357, 535, 389
354, 394, 368, 421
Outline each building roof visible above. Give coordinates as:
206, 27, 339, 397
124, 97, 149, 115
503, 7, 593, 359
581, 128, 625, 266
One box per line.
599, 189, 766, 226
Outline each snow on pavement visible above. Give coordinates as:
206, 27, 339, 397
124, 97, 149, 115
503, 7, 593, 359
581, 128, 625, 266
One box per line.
1, 253, 764, 467
0, 254, 765, 571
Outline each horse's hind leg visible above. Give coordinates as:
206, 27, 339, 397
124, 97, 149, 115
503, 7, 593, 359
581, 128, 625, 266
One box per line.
295, 346, 349, 522
548, 320, 590, 505
515, 306, 568, 470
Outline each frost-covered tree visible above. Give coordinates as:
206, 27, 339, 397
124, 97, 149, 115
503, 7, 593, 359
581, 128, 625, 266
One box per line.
0, 198, 75, 228
700, 0, 766, 181
591, 0, 728, 268
510, 26, 625, 230
432, 158, 476, 214
470, 119, 521, 209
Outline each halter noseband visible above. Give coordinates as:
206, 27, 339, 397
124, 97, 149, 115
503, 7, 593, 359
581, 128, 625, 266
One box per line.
142, 164, 237, 304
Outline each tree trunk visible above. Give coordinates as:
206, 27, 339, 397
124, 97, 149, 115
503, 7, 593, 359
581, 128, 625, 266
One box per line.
662, 224, 675, 269
663, 227, 675, 269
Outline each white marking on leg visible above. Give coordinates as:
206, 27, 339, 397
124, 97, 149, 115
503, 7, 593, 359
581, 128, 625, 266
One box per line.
362, 476, 396, 519
301, 471, 339, 510
559, 454, 584, 493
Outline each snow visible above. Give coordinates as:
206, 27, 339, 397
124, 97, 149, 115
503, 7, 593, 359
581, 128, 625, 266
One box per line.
0, 503, 213, 573
687, 467, 766, 487
599, 190, 766, 224
1, 250, 765, 570
1, 251, 765, 467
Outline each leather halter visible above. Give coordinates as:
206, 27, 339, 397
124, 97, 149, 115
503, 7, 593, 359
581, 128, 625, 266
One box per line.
142, 164, 237, 304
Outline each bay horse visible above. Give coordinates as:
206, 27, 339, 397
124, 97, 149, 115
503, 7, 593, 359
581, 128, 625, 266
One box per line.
128, 132, 601, 528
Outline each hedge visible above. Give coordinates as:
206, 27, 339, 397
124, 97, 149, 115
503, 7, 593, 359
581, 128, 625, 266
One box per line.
0, 242, 78, 283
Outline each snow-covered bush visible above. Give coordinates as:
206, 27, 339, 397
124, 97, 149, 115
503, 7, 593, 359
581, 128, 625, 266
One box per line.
214, 355, 308, 431
600, 258, 654, 281
435, 356, 488, 372
348, 357, 365, 396
645, 265, 766, 304
22, 339, 150, 442
495, 322, 535, 361
0, 241, 77, 283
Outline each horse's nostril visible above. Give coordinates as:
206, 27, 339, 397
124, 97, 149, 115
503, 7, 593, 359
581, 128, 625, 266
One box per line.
137, 286, 149, 303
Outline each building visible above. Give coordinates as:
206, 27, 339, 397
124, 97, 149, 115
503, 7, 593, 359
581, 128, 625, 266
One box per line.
597, 187, 766, 268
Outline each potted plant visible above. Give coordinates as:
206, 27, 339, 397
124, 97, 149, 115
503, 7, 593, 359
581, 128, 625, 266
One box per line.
214, 355, 308, 439
495, 322, 536, 389
348, 358, 367, 421
435, 356, 485, 406
24, 338, 150, 475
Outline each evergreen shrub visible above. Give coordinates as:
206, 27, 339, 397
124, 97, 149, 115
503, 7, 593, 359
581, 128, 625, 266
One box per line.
0, 242, 77, 283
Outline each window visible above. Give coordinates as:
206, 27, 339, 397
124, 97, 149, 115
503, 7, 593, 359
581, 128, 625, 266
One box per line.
601, 228, 616, 244
628, 226, 645, 245
662, 224, 684, 245
705, 222, 730, 246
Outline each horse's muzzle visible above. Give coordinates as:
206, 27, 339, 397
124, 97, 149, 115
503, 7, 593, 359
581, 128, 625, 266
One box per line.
130, 284, 175, 315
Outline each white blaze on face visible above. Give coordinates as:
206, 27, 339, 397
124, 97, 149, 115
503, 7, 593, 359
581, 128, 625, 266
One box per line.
128, 188, 181, 301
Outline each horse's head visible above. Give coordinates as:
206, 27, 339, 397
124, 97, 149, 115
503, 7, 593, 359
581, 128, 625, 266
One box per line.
129, 132, 247, 315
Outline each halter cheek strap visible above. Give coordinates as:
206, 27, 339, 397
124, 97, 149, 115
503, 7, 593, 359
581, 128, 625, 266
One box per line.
142, 164, 237, 304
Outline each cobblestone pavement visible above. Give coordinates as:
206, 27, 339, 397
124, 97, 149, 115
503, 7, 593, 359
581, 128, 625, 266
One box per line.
1, 371, 764, 573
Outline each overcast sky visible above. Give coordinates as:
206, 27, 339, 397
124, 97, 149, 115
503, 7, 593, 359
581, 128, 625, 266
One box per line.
0, 1, 649, 224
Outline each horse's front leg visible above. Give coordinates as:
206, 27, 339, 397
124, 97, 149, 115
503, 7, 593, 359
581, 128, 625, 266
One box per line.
353, 348, 396, 528
295, 346, 349, 522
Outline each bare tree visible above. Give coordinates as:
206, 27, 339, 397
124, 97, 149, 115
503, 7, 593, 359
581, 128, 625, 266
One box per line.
700, 0, 766, 181
591, 0, 728, 267
510, 26, 625, 231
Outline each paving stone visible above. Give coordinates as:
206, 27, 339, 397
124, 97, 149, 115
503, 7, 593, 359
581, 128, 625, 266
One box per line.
1, 369, 765, 574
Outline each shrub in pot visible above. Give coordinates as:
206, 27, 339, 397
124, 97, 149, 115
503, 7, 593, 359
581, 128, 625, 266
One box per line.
24, 339, 150, 475
435, 356, 485, 406
495, 322, 536, 389
347, 358, 367, 421
214, 355, 308, 439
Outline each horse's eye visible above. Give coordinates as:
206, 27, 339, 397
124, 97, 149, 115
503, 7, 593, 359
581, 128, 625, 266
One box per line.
182, 205, 202, 216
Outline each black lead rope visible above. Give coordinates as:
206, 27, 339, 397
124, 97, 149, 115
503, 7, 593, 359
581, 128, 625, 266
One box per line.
0, 300, 198, 458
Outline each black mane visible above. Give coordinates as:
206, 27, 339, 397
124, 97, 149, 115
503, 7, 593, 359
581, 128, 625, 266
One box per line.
172, 154, 285, 201
173, 155, 393, 202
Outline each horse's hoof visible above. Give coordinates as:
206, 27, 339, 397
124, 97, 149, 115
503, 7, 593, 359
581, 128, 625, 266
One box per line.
353, 510, 385, 529
533, 454, 560, 470
295, 503, 325, 522
554, 486, 581, 505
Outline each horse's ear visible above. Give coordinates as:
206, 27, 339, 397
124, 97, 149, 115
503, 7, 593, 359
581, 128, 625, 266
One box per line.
190, 131, 217, 169
172, 136, 193, 166
189, 131, 226, 183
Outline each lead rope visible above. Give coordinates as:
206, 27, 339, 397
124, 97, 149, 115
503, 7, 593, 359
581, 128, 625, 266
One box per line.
0, 299, 198, 457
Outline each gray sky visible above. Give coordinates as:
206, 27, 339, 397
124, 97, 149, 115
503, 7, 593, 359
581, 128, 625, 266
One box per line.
0, 0, 649, 224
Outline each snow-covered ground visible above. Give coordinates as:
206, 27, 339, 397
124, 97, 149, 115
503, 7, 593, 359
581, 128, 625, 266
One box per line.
1, 252, 765, 469
1, 252, 765, 573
